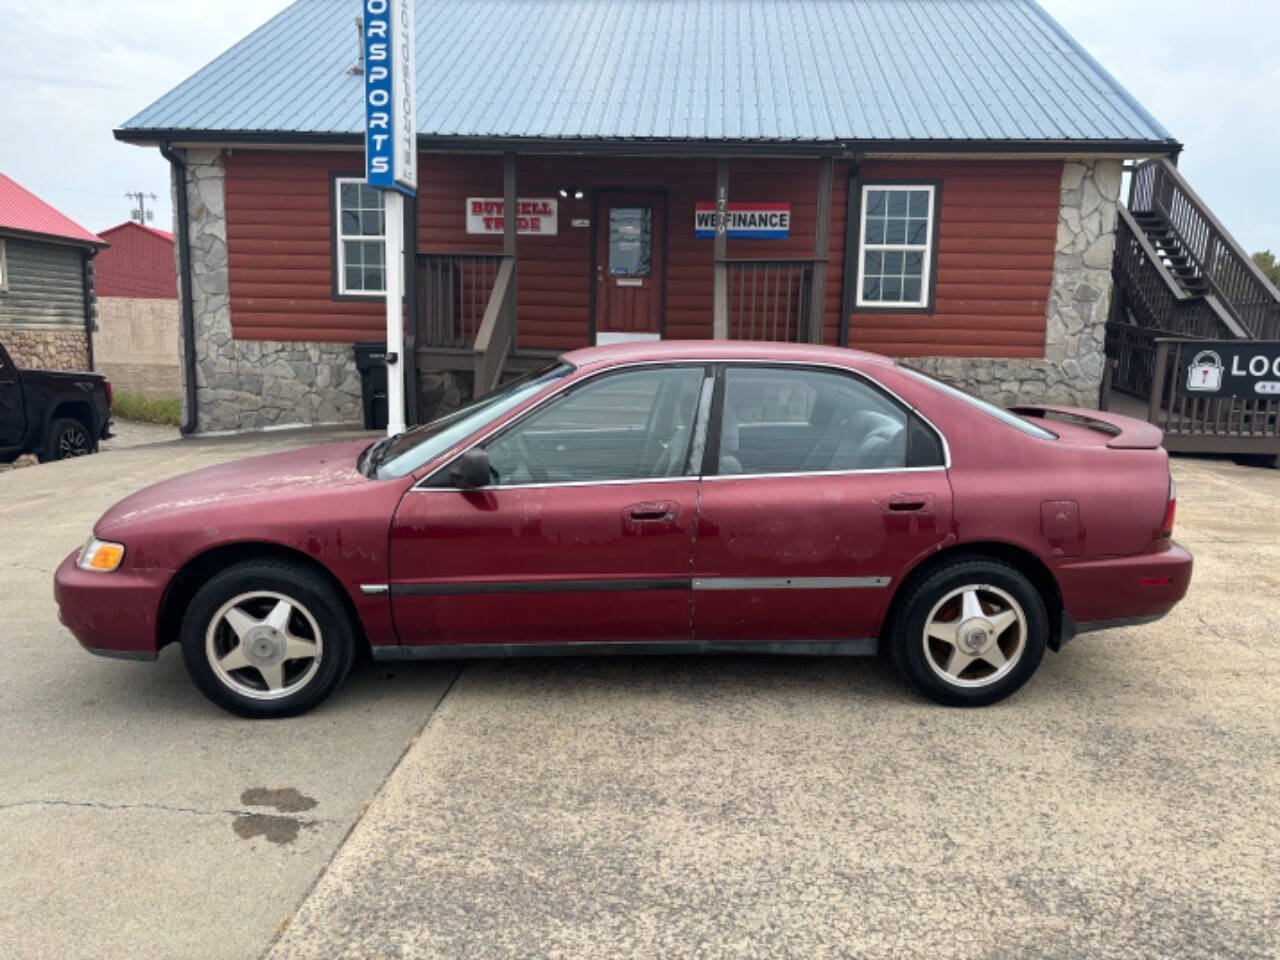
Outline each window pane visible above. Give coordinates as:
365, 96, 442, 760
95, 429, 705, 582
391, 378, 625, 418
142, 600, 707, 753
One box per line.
345, 265, 362, 291
608, 206, 652, 276
887, 191, 908, 217
865, 190, 886, 216
863, 251, 883, 275
903, 277, 922, 301
721, 367, 908, 473
905, 251, 924, 273
908, 190, 929, 217
343, 240, 385, 292
360, 210, 383, 236
907, 218, 928, 244
340, 183, 358, 207
864, 217, 885, 244
341, 211, 359, 235
863, 277, 881, 301
882, 276, 902, 301
485, 367, 704, 485
884, 218, 906, 244
883, 251, 904, 274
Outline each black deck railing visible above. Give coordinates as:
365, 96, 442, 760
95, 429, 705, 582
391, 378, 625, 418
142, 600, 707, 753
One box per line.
724, 259, 815, 342
1130, 159, 1280, 339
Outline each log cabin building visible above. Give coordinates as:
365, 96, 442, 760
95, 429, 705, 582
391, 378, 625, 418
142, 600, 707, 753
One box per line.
116, 0, 1200, 434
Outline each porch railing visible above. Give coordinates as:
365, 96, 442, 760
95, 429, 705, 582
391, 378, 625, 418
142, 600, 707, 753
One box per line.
417, 253, 505, 350
1130, 158, 1280, 339
1106, 207, 1243, 397
472, 257, 516, 395
1144, 338, 1280, 454
724, 259, 815, 342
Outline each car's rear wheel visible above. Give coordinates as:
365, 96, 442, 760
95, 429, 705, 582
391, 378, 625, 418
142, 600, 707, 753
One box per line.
39, 417, 93, 462
179, 559, 356, 718
889, 557, 1047, 707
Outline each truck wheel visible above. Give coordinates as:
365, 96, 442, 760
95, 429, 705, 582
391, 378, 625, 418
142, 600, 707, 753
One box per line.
889, 557, 1048, 707
39, 418, 94, 462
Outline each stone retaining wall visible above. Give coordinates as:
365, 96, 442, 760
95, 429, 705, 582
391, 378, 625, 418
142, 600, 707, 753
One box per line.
0, 327, 90, 371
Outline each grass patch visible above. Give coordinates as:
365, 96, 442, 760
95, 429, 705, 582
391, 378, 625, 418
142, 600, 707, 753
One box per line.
112, 390, 182, 426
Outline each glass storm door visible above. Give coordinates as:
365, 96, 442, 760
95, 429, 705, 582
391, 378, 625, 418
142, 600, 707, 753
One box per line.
594, 192, 665, 342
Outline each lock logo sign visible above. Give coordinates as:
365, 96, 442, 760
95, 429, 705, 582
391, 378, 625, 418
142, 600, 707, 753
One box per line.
1187, 350, 1224, 392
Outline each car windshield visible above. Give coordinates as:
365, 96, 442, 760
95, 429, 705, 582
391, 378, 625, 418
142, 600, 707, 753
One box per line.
896, 365, 1057, 440
369, 362, 574, 479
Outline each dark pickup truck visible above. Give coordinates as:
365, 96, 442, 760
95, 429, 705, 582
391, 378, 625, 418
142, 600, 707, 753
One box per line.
0, 341, 112, 463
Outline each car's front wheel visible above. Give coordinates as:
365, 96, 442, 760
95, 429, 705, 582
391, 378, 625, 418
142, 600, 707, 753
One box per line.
889, 557, 1047, 707
180, 559, 356, 718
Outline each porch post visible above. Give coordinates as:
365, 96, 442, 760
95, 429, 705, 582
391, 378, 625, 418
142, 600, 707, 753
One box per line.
503, 149, 518, 353
808, 156, 834, 344
713, 157, 730, 339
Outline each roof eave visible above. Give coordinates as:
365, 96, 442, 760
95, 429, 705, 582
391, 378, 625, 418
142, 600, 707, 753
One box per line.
115, 127, 1182, 159
0, 225, 107, 250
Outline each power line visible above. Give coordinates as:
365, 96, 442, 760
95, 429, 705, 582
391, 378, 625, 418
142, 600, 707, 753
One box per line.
124, 190, 158, 224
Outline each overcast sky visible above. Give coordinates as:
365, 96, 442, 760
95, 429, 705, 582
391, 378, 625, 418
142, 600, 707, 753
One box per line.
1, 0, 1276, 253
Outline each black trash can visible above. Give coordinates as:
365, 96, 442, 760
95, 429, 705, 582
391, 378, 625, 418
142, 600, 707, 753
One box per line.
353, 341, 389, 430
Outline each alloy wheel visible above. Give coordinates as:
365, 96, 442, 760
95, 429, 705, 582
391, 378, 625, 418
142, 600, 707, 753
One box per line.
59, 425, 90, 458
205, 590, 324, 700
921, 583, 1027, 688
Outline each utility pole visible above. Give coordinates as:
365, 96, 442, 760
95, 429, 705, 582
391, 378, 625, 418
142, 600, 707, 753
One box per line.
124, 191, 157, 224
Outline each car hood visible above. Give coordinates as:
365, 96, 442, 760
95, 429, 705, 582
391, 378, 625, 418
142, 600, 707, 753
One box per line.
94, 439, 373, 533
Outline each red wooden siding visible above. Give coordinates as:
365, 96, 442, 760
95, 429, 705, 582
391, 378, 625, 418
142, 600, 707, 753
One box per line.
846, 159, 1062, 358
224, 151, 1054, 357
225, 151, 381, 341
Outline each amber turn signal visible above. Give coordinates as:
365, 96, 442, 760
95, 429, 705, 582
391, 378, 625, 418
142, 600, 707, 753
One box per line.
78, 538, 125, 573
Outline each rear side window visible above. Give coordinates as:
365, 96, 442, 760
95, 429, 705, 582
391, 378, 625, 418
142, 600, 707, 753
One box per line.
897, 365, 1056, 440
716, 366, 920, 475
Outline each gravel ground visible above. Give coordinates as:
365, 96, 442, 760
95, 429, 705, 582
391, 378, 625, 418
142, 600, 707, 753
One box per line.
268, 454, 1280, 960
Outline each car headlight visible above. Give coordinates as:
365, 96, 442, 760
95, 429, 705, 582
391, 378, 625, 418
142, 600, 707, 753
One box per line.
78, 537, 125, 573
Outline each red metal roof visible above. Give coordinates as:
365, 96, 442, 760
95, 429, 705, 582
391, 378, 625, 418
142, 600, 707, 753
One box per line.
0, 173, 105, 247
95, 221, 177, 299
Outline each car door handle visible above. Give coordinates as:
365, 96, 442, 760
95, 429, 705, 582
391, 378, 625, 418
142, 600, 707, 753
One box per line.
887, 495, 931, 513
625, 501, 677, 522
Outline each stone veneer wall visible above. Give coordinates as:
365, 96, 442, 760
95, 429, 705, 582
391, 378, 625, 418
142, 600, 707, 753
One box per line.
905, 159, 1122, 408
0, 327, 90, 371
177, 149, 363, 433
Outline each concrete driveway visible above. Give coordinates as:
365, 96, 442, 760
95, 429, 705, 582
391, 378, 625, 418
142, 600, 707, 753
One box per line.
0, 426, 459, 960
4, 430, 1279, 959
267, 455, 1280, 960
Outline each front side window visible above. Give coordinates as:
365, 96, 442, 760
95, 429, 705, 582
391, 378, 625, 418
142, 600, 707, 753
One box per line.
336, 178, 385, 295
856, 185, 935, 308
716, 366, 917, 475
0, 238, 8, 292
484, 366, 705, 485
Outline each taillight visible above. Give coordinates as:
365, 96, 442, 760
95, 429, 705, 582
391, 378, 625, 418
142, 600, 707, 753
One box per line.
1159, 475, 1176, 538
104, 379, 113, 409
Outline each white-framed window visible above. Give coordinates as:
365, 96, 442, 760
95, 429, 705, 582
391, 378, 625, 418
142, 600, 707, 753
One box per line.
335, 178, 386, 295
0, 238, 8, 293
855, 184, 936, 309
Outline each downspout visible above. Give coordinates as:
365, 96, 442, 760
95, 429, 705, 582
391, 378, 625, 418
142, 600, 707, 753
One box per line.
159, 141, 199, 435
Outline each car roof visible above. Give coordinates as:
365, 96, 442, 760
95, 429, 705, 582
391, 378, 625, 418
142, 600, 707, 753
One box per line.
561, 340, 894, 370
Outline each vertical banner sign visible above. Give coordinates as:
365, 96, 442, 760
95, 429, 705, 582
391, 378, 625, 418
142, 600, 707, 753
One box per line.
363, 0, 417, 435
363, 0, 417, 192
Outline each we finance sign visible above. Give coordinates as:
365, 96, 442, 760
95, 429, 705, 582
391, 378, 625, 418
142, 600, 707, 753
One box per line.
694, 202, 791, 239
363, 0, 416, 193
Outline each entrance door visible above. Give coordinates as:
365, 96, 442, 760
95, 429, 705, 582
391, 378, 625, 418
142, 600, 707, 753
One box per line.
594, 192, 665, 343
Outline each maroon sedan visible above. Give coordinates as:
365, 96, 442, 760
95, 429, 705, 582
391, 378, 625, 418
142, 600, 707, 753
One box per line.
55, 342, 1191, 716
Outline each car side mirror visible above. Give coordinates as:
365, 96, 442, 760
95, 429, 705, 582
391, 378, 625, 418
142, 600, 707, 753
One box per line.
450, 447, 492, 489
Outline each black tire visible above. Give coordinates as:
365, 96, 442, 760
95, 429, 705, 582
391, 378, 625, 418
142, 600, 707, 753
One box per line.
180, 559, 356, 718
888, 557, 1048, 707
39, 417, 94, 462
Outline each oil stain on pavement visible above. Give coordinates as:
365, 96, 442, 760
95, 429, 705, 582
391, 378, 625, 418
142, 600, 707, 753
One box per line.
233, 787, 320, 845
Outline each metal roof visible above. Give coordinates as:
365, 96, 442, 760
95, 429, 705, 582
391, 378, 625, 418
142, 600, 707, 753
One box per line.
119, 0, 1174, 148
0, 173, 106, 247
